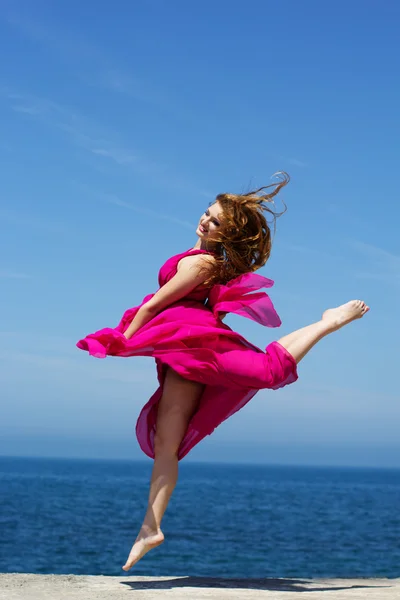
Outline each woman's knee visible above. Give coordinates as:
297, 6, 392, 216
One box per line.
153, 429, 181, 457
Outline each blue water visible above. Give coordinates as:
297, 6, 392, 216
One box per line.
1, 456, 399, 578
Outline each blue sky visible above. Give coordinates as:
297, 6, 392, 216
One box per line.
1, 0, 399, 467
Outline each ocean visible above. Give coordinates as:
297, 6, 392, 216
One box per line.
1, 456, 399, 578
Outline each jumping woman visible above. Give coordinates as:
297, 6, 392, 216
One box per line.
77, 172, 369, 571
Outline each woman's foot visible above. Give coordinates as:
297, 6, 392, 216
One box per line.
122, 525, 165, 571
322, 300, 369, 332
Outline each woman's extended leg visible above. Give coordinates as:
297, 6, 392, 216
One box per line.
277, 300, 369, 363
214, 300, 370, 391
122, 367, 205, 571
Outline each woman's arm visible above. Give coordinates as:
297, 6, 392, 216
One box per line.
124, 254, 215, 340
123, 305, 158, 339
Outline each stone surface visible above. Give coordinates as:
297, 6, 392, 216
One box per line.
0, 574, 399, 600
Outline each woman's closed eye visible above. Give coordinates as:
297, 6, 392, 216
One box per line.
205, 210, 220, 226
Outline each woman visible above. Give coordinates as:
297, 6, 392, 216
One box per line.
77, 172, 369, 570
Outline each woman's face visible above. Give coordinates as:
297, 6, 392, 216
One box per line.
196, 201, 224, 241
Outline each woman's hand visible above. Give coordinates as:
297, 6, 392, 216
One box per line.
122, 305, 156, 340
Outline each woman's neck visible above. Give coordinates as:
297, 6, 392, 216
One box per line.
192, 240, 221, 253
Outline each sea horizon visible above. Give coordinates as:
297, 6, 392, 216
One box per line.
2, 453, 400, 472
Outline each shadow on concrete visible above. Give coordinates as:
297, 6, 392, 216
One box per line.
121, 576, 392, 593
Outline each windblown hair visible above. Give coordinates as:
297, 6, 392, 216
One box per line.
198, 171, 290, 288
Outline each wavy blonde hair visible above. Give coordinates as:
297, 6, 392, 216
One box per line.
198, 171, 290, 287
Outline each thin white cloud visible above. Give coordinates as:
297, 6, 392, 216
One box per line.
0, 349, 153, 384
74, 182, 195, 229
353, 240, 400, 263
5, 12, 181, 114
94, 69, 171, 108
280, 243, 313, 254
91, 147, 137, 166
5, 90, 155, 172
0, 270, 31, 279
5, 13, 102, 66
287, 158, 308, 168
100, 193, 133, 209
6, 91, 120, 150
0, 208, 66, 235
302, 381, 399, 405
1, 87, 138, 163
352, 240, 400, 285
4, 88, 211, 197
273, 154, 309, 168
277, 241, 336, 261
11, 104, 42, 115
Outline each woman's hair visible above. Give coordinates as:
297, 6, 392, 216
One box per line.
198, 171, 290, 287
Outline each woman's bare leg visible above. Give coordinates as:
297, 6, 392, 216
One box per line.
277, 300, 370, 364
122, 300, 369, 569
122, 367, 205, 571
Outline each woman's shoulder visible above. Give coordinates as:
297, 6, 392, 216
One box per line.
176, 250, 216, 274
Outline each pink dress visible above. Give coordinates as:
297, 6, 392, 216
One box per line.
77, 248, 298, 459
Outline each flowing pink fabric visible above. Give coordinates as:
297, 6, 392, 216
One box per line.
77, 248, 298, 459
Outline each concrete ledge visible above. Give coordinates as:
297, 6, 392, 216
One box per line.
0, 574, 399, 599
